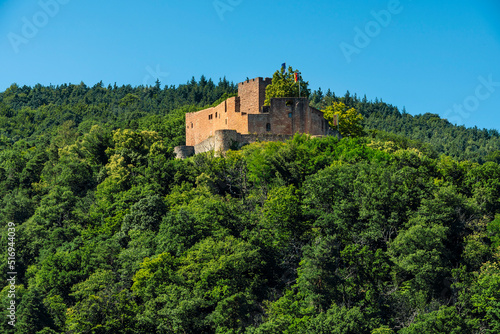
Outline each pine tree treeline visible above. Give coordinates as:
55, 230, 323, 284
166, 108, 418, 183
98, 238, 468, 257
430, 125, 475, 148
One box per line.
2, 76, 236, 111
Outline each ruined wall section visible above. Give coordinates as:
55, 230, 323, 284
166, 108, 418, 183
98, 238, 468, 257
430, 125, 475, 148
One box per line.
192, 130, 294, 155
173, 146, 195, 159
178, 130, 339, 158
247, 113, 270, 135
254, 98, 331, 136
186, 96, 239, 146
308, 107, 331, 135
194, 136, 215, 154
238, 77, 272, 115
187, 77, 273, 146
183, 77, 334, 155
240, 133, 293, 146
225, 96, 248, 135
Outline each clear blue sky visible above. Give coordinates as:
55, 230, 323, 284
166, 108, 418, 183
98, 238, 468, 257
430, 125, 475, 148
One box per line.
1, 0, 499, 130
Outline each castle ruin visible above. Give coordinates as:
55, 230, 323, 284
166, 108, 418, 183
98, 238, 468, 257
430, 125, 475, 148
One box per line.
174, 76, 338, 158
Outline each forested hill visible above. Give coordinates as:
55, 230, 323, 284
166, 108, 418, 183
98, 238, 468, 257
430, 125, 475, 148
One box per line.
0, 77, 237, 147
1, 77, 500, 333
1, 76, 237, 112
309, 89, 500, 163
2, 78, 499, 163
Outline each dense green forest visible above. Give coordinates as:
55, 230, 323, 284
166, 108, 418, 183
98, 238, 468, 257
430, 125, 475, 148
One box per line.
309, 89, 500, 164
1, 77, 500, 333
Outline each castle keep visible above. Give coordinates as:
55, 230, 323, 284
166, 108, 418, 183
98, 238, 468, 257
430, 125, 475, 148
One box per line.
175, 77, 337, 158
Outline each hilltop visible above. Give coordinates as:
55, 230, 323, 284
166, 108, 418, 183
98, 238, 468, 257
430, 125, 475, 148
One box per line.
1, 78, 499, 162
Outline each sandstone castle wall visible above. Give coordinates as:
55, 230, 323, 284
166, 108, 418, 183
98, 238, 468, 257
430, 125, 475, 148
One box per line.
238, 77, 272, 115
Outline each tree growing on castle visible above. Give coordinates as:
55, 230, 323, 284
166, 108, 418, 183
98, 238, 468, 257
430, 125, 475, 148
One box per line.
322, 101, 364, 137
264, 66, 310, 105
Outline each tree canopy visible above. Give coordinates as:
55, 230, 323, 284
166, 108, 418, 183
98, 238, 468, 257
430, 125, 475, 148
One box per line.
322, 101, 364, 137
264, 66, 310, 105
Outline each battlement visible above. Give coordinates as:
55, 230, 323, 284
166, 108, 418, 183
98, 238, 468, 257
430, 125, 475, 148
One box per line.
238, 77, 272, 87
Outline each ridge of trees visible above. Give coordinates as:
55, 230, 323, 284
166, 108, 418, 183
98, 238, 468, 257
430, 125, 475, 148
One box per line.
309, 89, 500, 163
2, 77, 498, 163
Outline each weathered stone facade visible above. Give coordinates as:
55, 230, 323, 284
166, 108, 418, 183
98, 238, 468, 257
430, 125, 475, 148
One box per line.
177, 76, 337, 158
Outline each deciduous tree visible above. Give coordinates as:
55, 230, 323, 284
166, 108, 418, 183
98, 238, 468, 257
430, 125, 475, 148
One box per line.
264, 66, 310, 105
322, 101, 364, 137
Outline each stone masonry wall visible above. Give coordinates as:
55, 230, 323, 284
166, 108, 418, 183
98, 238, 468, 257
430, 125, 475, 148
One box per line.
309, 107, 330, 135
225, 96, 248, 136
248, 98, 331, 136
179, 128, 339, 158
186, 77, 272, 146
192, 130, 294, 155
238, 77, 272, 115
186, 96, 241, 146
173, 146, 195, 159
194, 136, 215, 154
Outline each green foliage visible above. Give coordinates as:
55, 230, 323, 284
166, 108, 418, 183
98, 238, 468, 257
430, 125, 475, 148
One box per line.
264, 66, 310, 105
15, 288, 55, 334
2, 76, 500, 332
486, 150, 500, 164
322, 101, 364, 137
261, 185, 303, 249
132, 236, 264, 333
389, 223, 448, 291
309, 90, 500, 163
399, 306, 472, 334
371, 327, 395, 334
488, 215, 500, 249
306, 304, 373, 334
122, 195, 167, 233
465, 161, 500, 213
66, 270, 138, 333
468, 258, 500, 332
